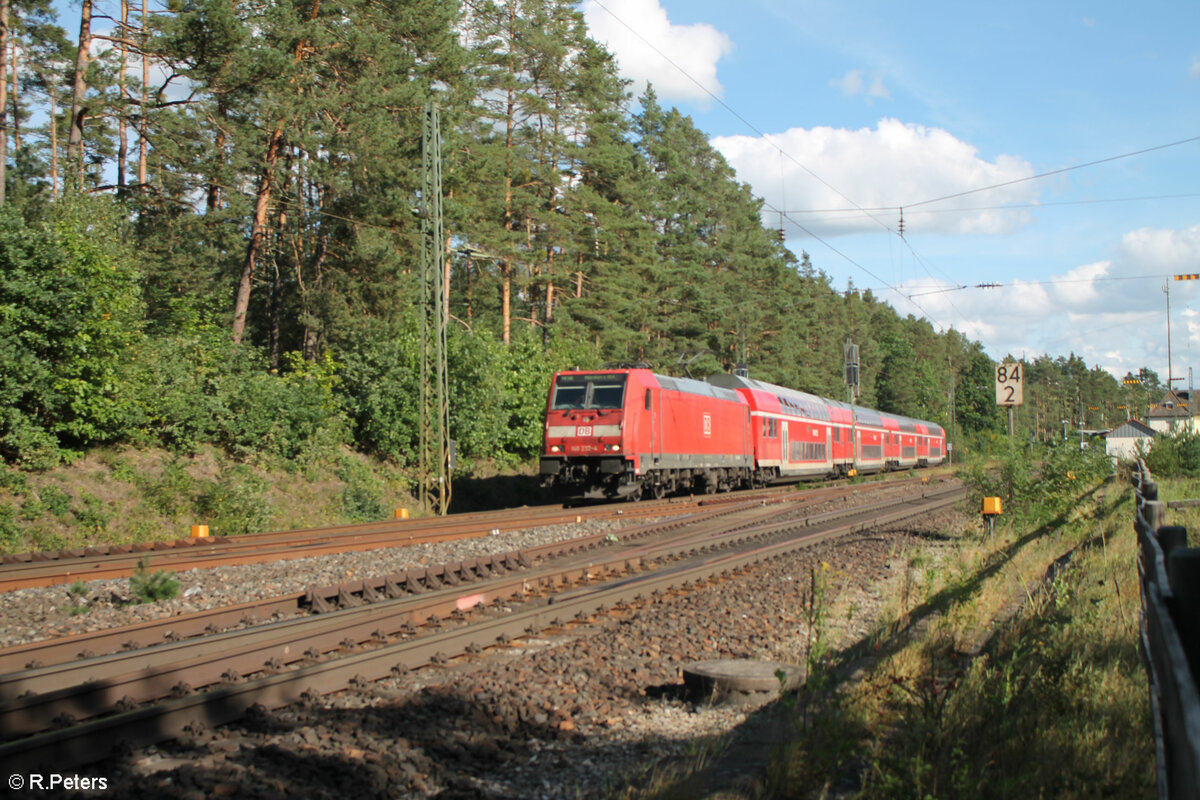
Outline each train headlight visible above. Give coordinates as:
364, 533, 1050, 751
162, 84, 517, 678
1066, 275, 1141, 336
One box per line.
550, 445, 562, 453
607, 444, 621, 452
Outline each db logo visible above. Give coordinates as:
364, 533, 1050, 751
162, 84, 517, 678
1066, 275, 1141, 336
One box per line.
702, 414, 712, 437
576, 426, 593, 437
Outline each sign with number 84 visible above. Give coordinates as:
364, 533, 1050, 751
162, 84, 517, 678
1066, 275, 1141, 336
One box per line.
995, 362, 1024, 407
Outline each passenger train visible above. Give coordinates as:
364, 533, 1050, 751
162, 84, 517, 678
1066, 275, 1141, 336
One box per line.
540, 368, 946, 500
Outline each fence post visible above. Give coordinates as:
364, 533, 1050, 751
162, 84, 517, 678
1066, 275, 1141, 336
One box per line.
1168, 549, 1200, 677
1144, 501, 1167, 532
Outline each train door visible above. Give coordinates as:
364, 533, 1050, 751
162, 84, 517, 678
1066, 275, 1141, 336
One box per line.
781, 420, 790, 473
646, 388, 660, 466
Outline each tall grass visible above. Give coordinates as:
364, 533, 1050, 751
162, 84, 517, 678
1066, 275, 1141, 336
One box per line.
756, 446, 1154, 798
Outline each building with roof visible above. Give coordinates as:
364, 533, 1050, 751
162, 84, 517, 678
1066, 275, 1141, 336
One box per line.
1103, 419, 1157, 460
1147, 389, 1199, 435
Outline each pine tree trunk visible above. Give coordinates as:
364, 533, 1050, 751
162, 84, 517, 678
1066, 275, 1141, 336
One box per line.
0, 0, 9, 206
137, 0, 147, 189
207, 105, 226, 212
116, 0, 129, 191
68, 0, 92, 185
500, 0, 516, 345
49, 88, 58, 200
232, 0, 321, 344
231, 124, 283, 344
10, 28, 20, 154
501, 261, 512, 344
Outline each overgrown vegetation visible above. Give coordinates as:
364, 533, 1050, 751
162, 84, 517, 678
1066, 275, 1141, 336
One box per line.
0, 446, 420, 555
1141, 429, 1200, 479
129, 558, 180, 604
743, 446, 1154, 798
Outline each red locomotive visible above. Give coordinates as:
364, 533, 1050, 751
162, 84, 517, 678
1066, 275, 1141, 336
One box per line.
540, 369, 753, 499
540, 368, 946, 500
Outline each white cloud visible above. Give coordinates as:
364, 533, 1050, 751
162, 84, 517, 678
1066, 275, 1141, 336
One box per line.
1118, 225, 1200, 273
712, 118, 1037, 237
581, 0, 733, 104
880, 223, 1200, 381
829, 69, 891, 100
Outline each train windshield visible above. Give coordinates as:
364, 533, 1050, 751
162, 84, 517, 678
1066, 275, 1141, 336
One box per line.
551, 373, 627, 410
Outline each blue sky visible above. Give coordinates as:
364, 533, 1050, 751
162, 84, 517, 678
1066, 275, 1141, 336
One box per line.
581, 0, 1200, 386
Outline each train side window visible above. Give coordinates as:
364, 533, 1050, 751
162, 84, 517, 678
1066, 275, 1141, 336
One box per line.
645, 389, 652, 411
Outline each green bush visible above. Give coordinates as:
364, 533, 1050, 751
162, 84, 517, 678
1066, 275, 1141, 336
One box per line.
0, 196, 144, 466
1143, 430, 1200, 479
196, 465, 273, 537
74, 492, 114, 532
123, 302, 349, 462
0, 467, 27, 491
0, 503, 18, 549
961, 440, 1111, 526
334, 317, 420, 464
337, 457, 386, 522
142, 458, 198, 519
130, 558, 180, 603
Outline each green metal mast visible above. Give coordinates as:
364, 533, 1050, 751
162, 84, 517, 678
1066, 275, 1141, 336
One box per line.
419, 102, 450, 515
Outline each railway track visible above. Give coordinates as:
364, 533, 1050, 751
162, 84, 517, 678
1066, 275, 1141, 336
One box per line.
0, 492, 740, 592
0, 481, 964, 772
0, 476, 936, 592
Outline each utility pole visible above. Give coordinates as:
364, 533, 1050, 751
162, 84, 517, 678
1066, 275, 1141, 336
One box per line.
1165, 281, 1174, 388
845, 338, 859, 469
419, 102, 451, 516
947, 354, 955, 465
1174, 274, 1200, 397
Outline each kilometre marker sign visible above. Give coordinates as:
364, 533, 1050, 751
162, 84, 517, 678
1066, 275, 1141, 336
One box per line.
995, 362, 1024, 407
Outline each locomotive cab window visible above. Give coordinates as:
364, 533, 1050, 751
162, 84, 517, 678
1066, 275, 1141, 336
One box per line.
551, 373, 628, 410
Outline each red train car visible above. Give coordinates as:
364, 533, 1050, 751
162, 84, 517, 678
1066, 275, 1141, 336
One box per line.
541, 369, 753, 499
709, 373, 839, 481
710, 373, 947, 481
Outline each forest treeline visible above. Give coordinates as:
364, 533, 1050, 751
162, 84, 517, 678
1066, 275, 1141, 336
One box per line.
0, 0, 1163, 471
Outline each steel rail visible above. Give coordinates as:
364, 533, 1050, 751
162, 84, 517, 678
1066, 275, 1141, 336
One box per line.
0, 482, 910, 674
0, 486, 962, 771
0, 501, 758, 674
0, 501, 795, 733
0, 487, 823, 592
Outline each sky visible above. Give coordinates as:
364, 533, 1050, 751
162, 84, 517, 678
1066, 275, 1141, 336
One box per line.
579, 0, 1200, 387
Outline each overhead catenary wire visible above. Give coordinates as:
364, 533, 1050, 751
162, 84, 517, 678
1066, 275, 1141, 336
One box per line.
585, 0, 896, 238
904, 136, 1200, 209
582, 1, 970, 340
898, 272, 1173, 300
782, 192, 1200, 220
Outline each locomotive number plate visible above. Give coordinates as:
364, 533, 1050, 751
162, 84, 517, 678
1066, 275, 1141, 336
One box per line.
576, 426, 593, 437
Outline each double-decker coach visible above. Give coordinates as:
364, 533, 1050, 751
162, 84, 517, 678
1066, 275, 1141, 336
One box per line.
708, 373, 843, 482
869, 410, 946, 470
541, 369, 753, 500
709, 373, 947, 481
